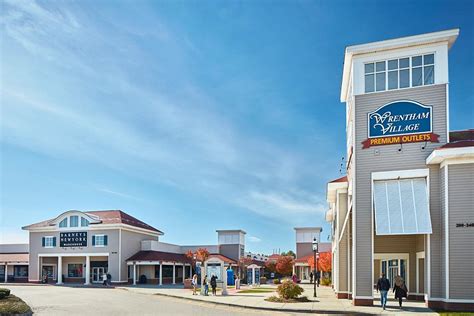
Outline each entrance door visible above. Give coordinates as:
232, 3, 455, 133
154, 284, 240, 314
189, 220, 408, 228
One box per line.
381, 259, 407, 288
92, 267, 106, 283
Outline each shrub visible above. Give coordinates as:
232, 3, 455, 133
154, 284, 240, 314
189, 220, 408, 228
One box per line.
0, 288, 11, 299
260, 277, 267, 284
273, 278, 281, 284
277, 280, 303, 300
321, 277, 331, 286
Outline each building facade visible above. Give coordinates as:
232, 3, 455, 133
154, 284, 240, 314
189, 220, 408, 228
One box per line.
10, 210, 247, 286
327, 29, 474, 311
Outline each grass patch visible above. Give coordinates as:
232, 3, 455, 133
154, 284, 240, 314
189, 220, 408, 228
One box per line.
238, 288, 275, 294
265, 295, 311, 303
0, 294, 32, 315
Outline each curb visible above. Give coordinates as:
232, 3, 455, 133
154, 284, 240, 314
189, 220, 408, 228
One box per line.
151, 292, 373, 315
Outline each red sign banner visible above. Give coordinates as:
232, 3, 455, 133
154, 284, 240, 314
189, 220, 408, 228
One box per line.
362, 132, 439, 149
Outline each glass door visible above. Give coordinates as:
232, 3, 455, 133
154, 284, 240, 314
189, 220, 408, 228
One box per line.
92, 267, 106, 283
381, 259, 407, 289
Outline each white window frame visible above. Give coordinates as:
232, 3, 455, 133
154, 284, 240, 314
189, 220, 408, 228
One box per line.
94, 234, 106, 247
69, 215, 79, 227
44, 236, 55, 248
81, 217, 89, 227
59, 218, 68, 228
364, 52, 435, 94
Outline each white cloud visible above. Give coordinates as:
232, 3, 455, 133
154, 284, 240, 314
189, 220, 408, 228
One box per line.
248, 236, 262, 243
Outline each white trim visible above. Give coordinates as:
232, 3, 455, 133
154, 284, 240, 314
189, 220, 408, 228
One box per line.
93, 234, 106, 247
429, 298, 474, 303
372, 168, 429, 181
118, 228, 122, 282
426, 147, 474, 165
41, 263, 57, 280
43, 236, 55, 248
23, 223, 162, 237
441, 157, 474, 168
38, 253, 109, 257
427, 234, 431, 299
340, 29, 459, 101
416, 251, 425, 294
444, 165, 449, 300
446, 84, 450, 143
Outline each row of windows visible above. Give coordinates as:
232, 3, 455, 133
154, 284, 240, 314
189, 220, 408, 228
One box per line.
0, 266, 28, 278
364, 54, 435, 93
42, 235, 107, 247
59, 216, 90, 228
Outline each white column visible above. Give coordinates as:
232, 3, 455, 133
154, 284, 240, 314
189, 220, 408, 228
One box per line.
222, 266, 228, 295
292, 264, 295, 276
172, 263, 176, 284
4, 264, 7, 283
182, 264, 185, 282
133, 263, 137, 285
159, 263, 162, 286
84, 256, 90, 285
57, 256, 63, 284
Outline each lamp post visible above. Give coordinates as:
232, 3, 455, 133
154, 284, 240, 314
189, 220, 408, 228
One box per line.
312, 237, 319, 298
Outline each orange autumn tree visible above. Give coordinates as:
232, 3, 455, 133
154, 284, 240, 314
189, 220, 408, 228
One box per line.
185, 248, 210, 268
276, 255, 294, 276
307, 252, 332, 272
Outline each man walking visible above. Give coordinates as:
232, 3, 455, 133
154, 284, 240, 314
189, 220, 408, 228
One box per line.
376, 273, 390, 310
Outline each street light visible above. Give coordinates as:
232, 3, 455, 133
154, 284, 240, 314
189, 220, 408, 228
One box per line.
312, 237, 319, 298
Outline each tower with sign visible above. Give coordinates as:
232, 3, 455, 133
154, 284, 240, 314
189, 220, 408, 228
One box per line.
331, 29, 474, 310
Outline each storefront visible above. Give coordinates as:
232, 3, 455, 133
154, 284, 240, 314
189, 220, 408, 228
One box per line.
327, 28, 473, 311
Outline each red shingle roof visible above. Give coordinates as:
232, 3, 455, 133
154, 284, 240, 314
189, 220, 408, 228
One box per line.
329, 176, 348, 183
206, 254, 237, 264
126, 251, 191, 263
23, 210, 162, 234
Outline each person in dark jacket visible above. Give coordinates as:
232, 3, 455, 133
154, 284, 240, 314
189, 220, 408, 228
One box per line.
210, 275, 217, 296
376, 273, 391, 310
393, 275, 408, 309
309, 271, 313, 284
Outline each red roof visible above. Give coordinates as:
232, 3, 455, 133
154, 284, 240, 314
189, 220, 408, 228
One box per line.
126, 251, 191, 263
329, 176, 348, 183
0, 253, 29, 264
206, 254, 237, 264
434, 129, 474, 150
23, 210, 162, 233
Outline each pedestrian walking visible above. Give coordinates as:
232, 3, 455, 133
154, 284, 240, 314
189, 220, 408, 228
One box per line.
376, 273, 391, 310
210, 274, 217, 296
309, 271, 313, 284
393, 275, 408, 309
203, 275, 209, 296
106, 273, 112, 286
102, 272, 107, 287
192, 274, 198, 295
316, 271, 321, 287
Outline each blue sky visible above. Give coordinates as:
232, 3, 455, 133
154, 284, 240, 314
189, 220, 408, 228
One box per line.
1, 0, 473, 254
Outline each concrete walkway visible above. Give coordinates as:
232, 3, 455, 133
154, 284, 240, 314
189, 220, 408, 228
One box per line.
120, 283, 438, 315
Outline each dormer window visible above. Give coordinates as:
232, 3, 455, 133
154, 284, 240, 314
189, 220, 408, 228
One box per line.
70, 216, 79, 227
81, 217, 89, 227
59, 218, 68, 228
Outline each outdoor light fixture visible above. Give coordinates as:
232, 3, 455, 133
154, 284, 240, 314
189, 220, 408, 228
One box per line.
312, 237, 319, 298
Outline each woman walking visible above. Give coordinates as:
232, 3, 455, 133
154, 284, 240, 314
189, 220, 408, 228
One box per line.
203, 275, 209, 296
393, 275, 408, 309
210, 274, 217, 296
192, 274, 198, 295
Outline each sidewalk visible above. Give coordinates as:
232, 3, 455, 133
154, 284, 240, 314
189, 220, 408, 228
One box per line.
120, 283, 438, 315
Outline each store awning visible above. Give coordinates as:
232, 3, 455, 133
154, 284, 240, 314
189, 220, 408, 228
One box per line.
373, 178, 432, 235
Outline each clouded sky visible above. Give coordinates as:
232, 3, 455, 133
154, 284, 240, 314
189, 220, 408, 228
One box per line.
1, 0, 473, 254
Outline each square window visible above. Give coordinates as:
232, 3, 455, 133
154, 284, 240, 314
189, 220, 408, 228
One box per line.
412, 56, 422, 67
44, 237, 54, 248
388, 59, 398, 70
68, 264, 83, 278
412, 67, 423, 86
365, 74, 375, 93
388, 71, 398, 90
399, 58, 409, 68
365, 63, 374, 74
400, 69, 410, 88
424, 65, 434, 85
376, 61, 385, 72
95, 235, 105, 246
376, 72, 386, 91
424, 54, 434, 65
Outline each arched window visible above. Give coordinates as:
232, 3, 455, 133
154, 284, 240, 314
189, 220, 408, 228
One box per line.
59, 218, 68, 228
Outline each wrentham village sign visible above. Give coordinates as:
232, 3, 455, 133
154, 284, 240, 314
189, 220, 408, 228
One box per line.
362, 100, 439, 149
